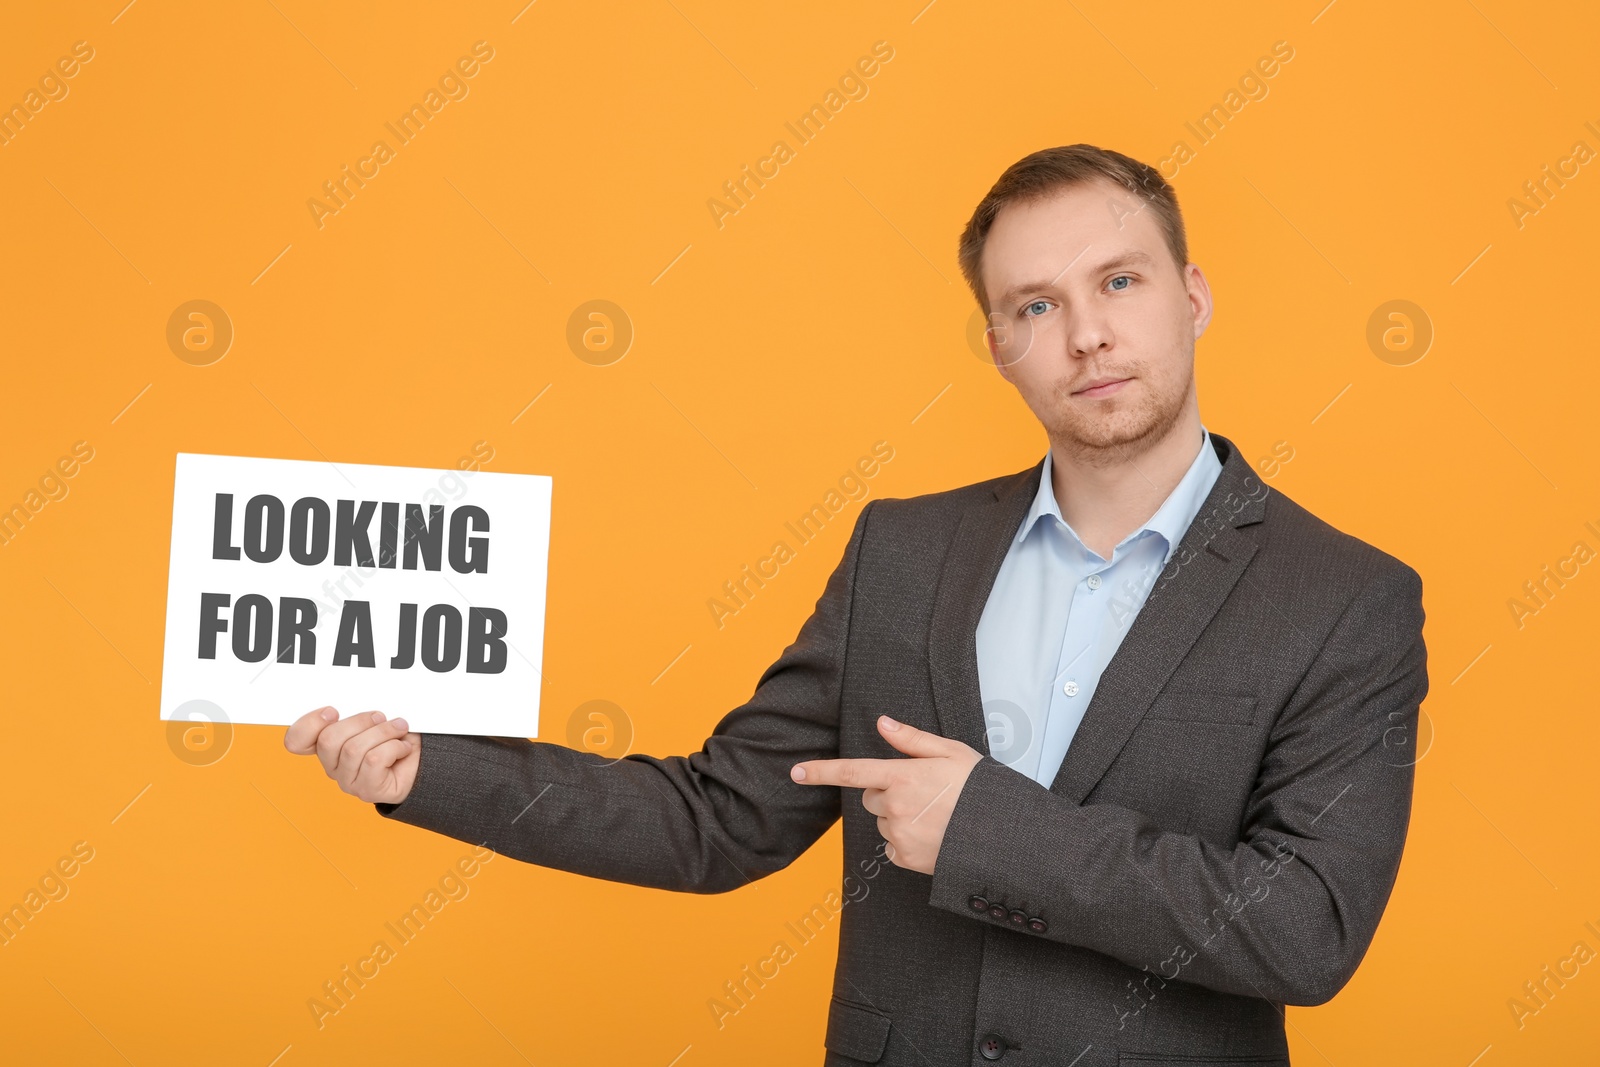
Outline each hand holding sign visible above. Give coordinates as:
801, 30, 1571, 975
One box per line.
283, 707, 420, 805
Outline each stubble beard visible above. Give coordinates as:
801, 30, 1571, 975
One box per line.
1042, 357, 1195, 471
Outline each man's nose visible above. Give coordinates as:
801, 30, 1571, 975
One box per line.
1065, 306, 1113, 357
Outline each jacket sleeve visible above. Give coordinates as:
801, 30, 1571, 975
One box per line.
371, 500, 876, 895
927, 561, 1428, 1006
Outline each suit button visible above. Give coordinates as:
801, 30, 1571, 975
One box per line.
1027, 917, 1048, 933
1008, 909, 1027, 926
968, 895, 989, 913
988, 904, 1007, 921
979, 1033, 1008, 1060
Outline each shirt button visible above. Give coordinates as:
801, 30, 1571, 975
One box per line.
1062, 679, 1079, 697
980, 1033, 1009, 1060
1086, 573, 1102, 590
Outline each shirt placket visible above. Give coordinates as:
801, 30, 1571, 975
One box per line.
1037, 540, 1105, 783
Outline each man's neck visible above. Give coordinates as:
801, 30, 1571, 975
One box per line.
1048, 411, 1207, 561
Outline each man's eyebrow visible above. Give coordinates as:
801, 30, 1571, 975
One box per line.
1085, 249, 1154, 275
994, 249, 1155, 309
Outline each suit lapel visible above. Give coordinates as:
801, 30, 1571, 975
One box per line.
926, 459, 1042, 753
1047, 440, 1263, 803
926, 431, 1268, 805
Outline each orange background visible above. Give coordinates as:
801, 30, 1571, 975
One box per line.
3, 1, 1598, 1063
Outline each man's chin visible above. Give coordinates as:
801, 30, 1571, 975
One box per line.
1051, 409, 1171, 458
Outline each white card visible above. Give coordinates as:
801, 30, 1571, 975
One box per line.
159, 452, 551, 736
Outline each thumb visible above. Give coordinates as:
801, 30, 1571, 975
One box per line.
877, 715, 957, 758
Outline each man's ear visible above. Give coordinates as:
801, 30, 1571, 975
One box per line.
1184, 263, 1214, 339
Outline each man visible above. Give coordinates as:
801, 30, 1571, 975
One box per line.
286, 144, 1427, 1065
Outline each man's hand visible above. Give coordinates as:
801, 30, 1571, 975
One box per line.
284, 707, 421, 805
790, 715, 982, 875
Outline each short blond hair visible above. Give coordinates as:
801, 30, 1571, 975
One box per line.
958, 144, 1188, 314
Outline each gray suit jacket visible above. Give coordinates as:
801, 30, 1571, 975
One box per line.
376, 430, 1428, 1066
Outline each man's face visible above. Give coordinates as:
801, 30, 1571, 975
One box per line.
978, 179, 1211, 460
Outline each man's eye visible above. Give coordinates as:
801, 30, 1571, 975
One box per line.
1022, 300, 1051, 317
1108, 275, 1133, 291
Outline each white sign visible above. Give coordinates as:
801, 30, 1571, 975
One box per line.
159, 452, 551, 736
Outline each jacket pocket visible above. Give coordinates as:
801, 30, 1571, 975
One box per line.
824, 995, 891, 1063
1142, 691, 1259, 725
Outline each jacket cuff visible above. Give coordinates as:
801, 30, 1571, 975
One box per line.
928, 754, 1061, 939
372, 733, 522, 835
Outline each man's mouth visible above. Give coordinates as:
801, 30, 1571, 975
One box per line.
1073, 377, 1132, 398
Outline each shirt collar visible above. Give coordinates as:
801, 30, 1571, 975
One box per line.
1017, 425, 1222, 564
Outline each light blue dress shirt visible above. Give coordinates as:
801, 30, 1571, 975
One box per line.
975, 426, 1224, 788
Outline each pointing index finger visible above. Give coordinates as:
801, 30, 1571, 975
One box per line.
791, 757, 896, 790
